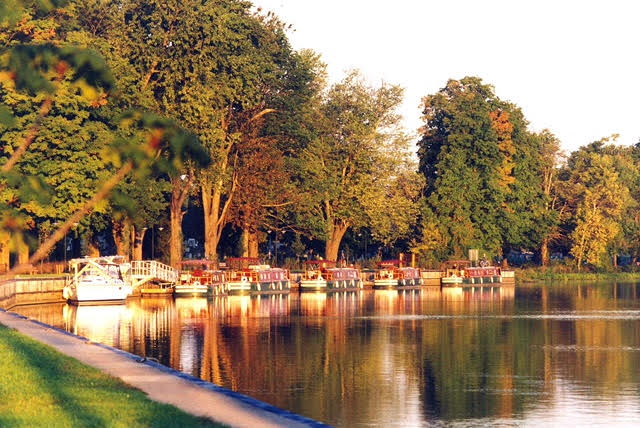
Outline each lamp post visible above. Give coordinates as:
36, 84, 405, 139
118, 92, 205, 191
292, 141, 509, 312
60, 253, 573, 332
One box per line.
267, 230, 272, 263
274, 231, 279, 267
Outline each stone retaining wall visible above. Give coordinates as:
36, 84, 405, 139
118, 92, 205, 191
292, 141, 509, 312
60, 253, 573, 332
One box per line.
0, 276, 67, 309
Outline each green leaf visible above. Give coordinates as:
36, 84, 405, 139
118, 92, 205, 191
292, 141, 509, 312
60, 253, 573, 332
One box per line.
0, 105, 16, 128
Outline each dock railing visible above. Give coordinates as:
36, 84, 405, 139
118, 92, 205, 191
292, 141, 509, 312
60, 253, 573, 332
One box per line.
129, 261, 179, 288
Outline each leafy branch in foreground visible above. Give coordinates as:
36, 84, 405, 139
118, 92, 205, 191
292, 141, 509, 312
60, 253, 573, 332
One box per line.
6, 112, 210, 274
1, 2, 210, 273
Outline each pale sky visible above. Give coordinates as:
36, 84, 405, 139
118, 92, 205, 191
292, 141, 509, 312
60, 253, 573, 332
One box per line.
256, 0, 640, 153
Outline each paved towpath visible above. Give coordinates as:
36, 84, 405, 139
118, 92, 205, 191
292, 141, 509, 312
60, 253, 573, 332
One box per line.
0, 309, 326, 428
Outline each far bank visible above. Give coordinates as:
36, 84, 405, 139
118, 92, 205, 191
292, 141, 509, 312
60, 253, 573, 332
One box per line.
516, 267, 640, 283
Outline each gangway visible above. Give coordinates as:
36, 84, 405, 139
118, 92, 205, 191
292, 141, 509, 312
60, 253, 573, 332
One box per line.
128, 260, 179, 289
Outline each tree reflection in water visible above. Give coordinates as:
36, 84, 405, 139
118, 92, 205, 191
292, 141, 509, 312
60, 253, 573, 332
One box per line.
14, 283, 640, 427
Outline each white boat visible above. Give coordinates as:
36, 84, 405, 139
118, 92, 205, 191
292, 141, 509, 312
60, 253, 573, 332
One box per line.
300, 260, 363, 291
440, 275, 464, 285
63, 256, 133, 304
174, 259, 226, 297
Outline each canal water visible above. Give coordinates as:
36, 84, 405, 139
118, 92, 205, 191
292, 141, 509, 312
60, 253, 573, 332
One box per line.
13, 283, 640, 426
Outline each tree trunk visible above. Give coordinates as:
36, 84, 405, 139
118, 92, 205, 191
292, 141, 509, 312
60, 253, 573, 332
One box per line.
169, 175, 191, 267
325, 221, 349, 261
17, 239, 29, 265
201, 127, 237, 263
576, 254, 582, 272
202, 177, 234, 263
0, 234, 9, 273
113, 218, 132, 259
86, 239, 100, 257
248, 230, 259, 258
169, 211, 183, 266
202, 183, 220, 262
541, 237, 550, 266
241, 228, 259, 258
132, 226, 146, 261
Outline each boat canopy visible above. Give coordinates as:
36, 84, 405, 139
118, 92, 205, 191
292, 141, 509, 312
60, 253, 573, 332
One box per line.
178, 259, 218, 270
225, 257, 263, 270
305, 260, 336, 269
441, 260, 471, 270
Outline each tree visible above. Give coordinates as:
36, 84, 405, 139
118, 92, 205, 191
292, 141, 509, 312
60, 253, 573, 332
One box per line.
560, 139, 640, 267
1, 1, 115, 268
104, 0, 300, 263
533, 130, 564, 265
296, 71, 413, 260
418, 77, 550, 260
565, 152, 629, 269
361, 157, 424, 248
112, 175, 170, 260
226, 49, 323, 259
0, 0, 210, 272
227, 133, 292, 258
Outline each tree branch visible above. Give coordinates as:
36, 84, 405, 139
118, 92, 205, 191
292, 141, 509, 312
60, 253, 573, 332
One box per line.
8, 161, 134, 275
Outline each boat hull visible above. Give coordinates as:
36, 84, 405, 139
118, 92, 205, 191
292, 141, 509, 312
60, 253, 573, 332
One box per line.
441, 277, 464, 286
65, 284, 133, 303
300, 278, 363, 292
373, 279, 399, 289
227, 280, 290, 295
140, 288, 174, 297
300, 279, 328, 291
174, 284, 209, 297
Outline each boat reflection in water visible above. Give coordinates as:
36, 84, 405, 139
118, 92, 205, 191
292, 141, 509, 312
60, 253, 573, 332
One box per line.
300, 291, 327, 317
13, 283, 640, 427
62, 303, 133, 348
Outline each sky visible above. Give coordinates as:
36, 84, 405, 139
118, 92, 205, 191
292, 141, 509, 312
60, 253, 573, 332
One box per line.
255, 0, 640, 153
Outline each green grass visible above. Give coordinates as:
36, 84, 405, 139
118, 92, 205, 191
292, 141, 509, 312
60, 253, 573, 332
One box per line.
516, 268, 640, 283
0, 324, 224, 427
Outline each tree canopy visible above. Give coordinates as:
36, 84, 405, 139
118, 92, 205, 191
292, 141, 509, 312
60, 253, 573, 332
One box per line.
3, 2, 640, 272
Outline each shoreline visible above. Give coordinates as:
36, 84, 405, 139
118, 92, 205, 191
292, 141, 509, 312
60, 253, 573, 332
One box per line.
515, 269, 640, 283
0, 308, 326, 428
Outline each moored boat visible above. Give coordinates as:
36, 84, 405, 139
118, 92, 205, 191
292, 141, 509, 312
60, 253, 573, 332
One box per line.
373, 260, 423, 289
440, 260, 507, 286
299, 260, 363, 292
501, 269, 515, 284
224, 257, 290, 295
175, 259, 226, 297
63, 256, 133, 304
464, 266, 502, 284
440, 260, 469, 286
138, 283, 174, 297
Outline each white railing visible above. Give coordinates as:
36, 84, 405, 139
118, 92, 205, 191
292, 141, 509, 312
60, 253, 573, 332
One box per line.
129, 261, 178, 288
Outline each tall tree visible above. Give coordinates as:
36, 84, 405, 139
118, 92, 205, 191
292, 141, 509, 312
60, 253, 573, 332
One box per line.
226, 49, 322, 259
0, 1, 116, 265
563, 151, 629, 269
228, 133, 291, 258
1, 0, 210, 272
418, 77, 549, 259
296, 71, 412, 260
106, 0, 300, 262
535, 130, 564, 265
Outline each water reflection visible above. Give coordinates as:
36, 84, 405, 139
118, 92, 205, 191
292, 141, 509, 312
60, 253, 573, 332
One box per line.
12, 283, 640, 426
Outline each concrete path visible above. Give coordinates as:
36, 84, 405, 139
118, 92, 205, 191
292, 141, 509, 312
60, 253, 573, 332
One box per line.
0, 309, 326, 428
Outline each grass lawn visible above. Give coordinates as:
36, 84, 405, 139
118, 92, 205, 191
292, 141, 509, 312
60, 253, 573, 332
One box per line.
0, 324, 224, 427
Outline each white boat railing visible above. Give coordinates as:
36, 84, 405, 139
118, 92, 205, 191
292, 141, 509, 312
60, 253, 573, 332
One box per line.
129, 261, 179, 288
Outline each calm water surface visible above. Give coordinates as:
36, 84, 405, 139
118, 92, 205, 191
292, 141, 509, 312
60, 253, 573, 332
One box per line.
15, 283, 640, 427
